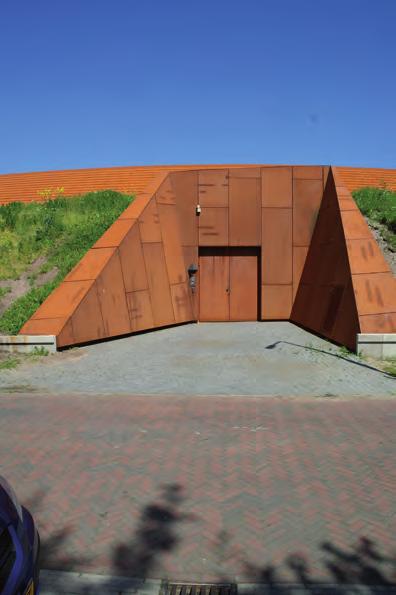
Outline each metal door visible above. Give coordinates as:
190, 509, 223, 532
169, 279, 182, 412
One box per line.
199, 248, 259, 321
199, 249, 229, 321
229, 248, 258, 320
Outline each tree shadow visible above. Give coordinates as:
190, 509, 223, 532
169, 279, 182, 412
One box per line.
111, 483, 197, 578
265, 340, 395, 378
24, 488, 93, 571
238, 535, 396, 594
36, 484, 395, 594
321, 539, 396, 588
37, 482, 197, 593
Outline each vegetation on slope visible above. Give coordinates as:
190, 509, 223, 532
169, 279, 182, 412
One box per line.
0, 190, 134, 334
352, 186, 396, 251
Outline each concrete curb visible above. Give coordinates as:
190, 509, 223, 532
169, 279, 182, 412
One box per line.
40, 569, 161, 594
0, 334, 57, 354
39, 570, 396, 595
357, 333, 396, 359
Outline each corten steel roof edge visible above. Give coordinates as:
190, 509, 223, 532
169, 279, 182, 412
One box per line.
332, 167, 396, 336
0, 163, 306, 205
3, 163, 396, 205
336, 166, 396, 192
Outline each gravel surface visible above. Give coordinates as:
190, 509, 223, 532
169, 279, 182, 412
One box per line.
0, 322, 394, 396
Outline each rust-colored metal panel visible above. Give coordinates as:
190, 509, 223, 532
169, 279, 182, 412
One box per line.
20, 317, 71, 340
156, 176, 176, 205
261, 167, 292, 208
293, 179, 323, 246
56, 319, 75, 348
346, 239, 390, 275
262, 208, 292, 284
199, 249, 229, 321
352, 272, 396, 316
96, 251, 131, 337
323, 166, 330, 190
171, 283, 194, 322
329, 280, 360, 351
229, 250, 258, 320
182, 246, 199, 318
93, 219, 136, 248
126, 289, 154, 332
158, 203, 187, 284
118, 224, 148, 292
182, 246, 199, 271
336, 186, 353, 198
293, 246, 309, 301
229, 167, 261, 178
71, 283, 106, 344
359, 313, 396, 333
261, 285, 293, 319
31, 280, 94, 320
340, 210, 373, 240
290, 282, 311, 326
293, 166, 323, 180
291, 171, 362, 349
171, 171, 198, 246
142, 242, 175, 326
138, 197, 162, 242
198, 170, 229, 207
65, 248, 116, 282
229, 178, 261, 246
198, 207, 228, 246
118, 194, 151, 220
338, 196, 359, 211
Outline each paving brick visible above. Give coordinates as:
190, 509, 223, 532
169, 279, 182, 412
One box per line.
0, 392, 395, 586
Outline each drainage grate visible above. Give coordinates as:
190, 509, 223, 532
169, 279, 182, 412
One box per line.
160, 582, 237, 595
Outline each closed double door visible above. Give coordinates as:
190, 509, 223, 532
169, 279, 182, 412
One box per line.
199, 247, 259, 321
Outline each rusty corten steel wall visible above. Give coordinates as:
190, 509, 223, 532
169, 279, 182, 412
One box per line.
170, 166, 325, 320
291, 168, 396, 348
332, 168, 396, 335
20, 173, 194, 347
18, 165, 396, 349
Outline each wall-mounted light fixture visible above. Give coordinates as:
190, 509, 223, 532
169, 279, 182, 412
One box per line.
196, 204, 201, 216
188, 263, 198, 292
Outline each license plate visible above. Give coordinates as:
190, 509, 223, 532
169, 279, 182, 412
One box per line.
25, 580, 34, 595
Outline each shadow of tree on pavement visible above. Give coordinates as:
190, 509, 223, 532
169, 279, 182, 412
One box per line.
36, 484, 396, 594
111, 483, 197, 579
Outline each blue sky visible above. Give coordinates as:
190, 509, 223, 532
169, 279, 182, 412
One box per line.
1, 0, 395, 173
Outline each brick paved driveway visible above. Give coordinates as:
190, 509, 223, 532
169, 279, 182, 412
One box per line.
0, 393, 395, 587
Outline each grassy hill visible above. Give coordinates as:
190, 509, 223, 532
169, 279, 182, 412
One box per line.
352, 186, 396, 252
0, 190, 134, 334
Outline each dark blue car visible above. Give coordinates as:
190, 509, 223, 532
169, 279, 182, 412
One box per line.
0, 476, 40, 595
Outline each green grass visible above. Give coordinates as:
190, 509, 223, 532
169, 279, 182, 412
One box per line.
0, 286, 11, 300
338, 345, 353, 357
352, 186, 396, 251
0, 190, 134, 334
0, 355, 20, 370
382, 358, 396, 377
0, 347, 49, 372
